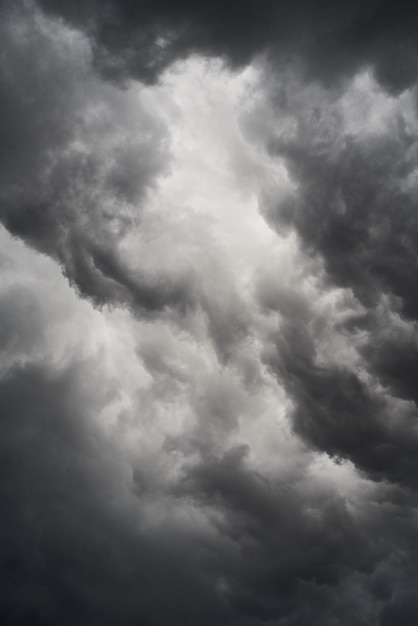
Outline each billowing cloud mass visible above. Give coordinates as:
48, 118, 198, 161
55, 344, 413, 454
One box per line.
2, 1, 418, 625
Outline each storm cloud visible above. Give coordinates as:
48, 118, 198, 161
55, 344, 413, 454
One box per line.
38, 0, 418, 92
2, 1, 418, 625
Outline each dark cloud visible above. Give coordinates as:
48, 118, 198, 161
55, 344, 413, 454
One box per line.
245, 70, 418, 497
361, 327, 418, 405
0, 356, 406, 626
265, 89, 418, 318
3, 227, 416, 626
0, 1, 189, 313
37, 0, 418, 92
3, 0, 418, 624
244, 59, 418, 618
179, 445, 381, 586
0, 363, 231, 626
265, 321, 418, 488
174, 443, 418, 625
0, 248, 227, 625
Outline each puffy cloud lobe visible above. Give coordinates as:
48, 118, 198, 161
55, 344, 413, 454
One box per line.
265, 321, 418, 488
3, 1, 418, 624
271, 93, 418, 317
2, 223, 414, 625
0, 365, 233, 626
38, 0, 418, 92
0, 231, 233, 625
0, 2, 185, 312
242, 72, 418, 494
178, 445, 384, 588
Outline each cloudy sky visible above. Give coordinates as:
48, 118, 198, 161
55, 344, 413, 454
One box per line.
2, 1, 418, 624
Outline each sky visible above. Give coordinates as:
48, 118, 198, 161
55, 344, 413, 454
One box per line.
1, 1, 418, 624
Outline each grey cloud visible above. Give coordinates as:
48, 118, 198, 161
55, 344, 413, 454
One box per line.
261, 78, 418, 319
172, 442, 418, 625
0, 237, 229, 625
2, 229, 413, 626
179, 445, 379, 585
361, 328, 418, 405
266, 321, 418, 488
38, 0, 418, 93
244, 72, 418, 499
4, 0, 418, 624
0, 2, 186, 313
0, 363, 232, 626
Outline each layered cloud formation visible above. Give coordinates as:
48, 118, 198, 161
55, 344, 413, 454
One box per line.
2, 1, 418, 625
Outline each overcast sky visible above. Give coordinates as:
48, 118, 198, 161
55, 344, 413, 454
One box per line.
2, 1, 418, 625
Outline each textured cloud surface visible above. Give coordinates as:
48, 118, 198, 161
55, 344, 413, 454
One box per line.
2, 1, 418, 625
